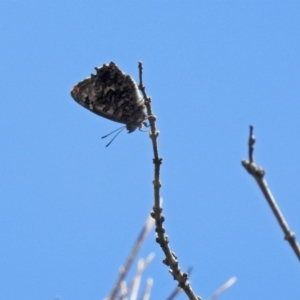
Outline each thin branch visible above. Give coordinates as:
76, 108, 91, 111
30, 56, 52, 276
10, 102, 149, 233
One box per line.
248, 125, 255, 163
206, 277, 237, 300
129, 254, 155, 300
165, 286, 182, 300
140, 279, 154, 300
119, 281, 128, 300
138, 61, 201, 300
165, 266, 193, 300
241, 125, 300, 261
130, 259, 144, 300
107, 215, 155, 300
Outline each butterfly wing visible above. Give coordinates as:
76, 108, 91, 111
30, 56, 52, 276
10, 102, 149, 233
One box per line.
71, 62, 147, 132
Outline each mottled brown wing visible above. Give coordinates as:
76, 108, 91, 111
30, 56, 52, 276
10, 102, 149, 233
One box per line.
71, 62, 147, 132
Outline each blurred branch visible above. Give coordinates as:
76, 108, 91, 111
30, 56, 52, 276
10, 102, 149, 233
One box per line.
241, 125, 300, 261
165, 266, 193, 300
119, 281, 127, 300
140, 278, 154, 300
206, 277, 237, 300
107, 215, 155, 300
138, 62, 201, 300
117, 254, 154, 300
128, 254, 155, 300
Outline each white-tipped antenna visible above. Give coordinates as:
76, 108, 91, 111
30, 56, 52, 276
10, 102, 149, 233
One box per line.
102, 125, 126, 147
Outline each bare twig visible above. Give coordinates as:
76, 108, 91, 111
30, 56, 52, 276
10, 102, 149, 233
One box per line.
248, 125, 255, 163
165, 286, 182, 300
117, 254, 154, 300
129, 254, 155, 300
241, 125, 300, 261
138, 62, 201, 300
119, 281, 127, 300
130, 259, 145, 300
206, 277, 237, 300
107, 215, 155, 300
165, 266, 194, 300
140, 279, 154, 300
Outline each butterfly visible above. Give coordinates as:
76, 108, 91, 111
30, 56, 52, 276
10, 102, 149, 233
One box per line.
71, 62, 147, 133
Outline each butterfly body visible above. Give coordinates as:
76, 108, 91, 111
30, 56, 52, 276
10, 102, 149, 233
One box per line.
71, 62, 147, 132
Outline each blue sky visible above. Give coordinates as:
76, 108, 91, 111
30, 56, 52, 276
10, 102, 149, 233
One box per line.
1, 2, 300, 299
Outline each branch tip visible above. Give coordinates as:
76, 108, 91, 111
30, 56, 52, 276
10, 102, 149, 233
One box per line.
139, 62, 201, 300
242, 126, 300, 261
248, 125, 255, 162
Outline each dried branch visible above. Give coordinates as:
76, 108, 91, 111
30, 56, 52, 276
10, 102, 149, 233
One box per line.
117, 254, 154, 300
119, 281, 127, 300
206, 277, 237, 300
107, 215, 155, 300
129, 254, 155, 300
138, 62, 201, 300
241, 125, 300, 261
165, 286, 182, 300
130, 259, 146, 300
165, 266, 193, 300
140, 279, 154, 300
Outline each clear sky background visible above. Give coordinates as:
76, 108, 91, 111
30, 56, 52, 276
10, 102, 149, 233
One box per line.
1, 2, 300, 300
